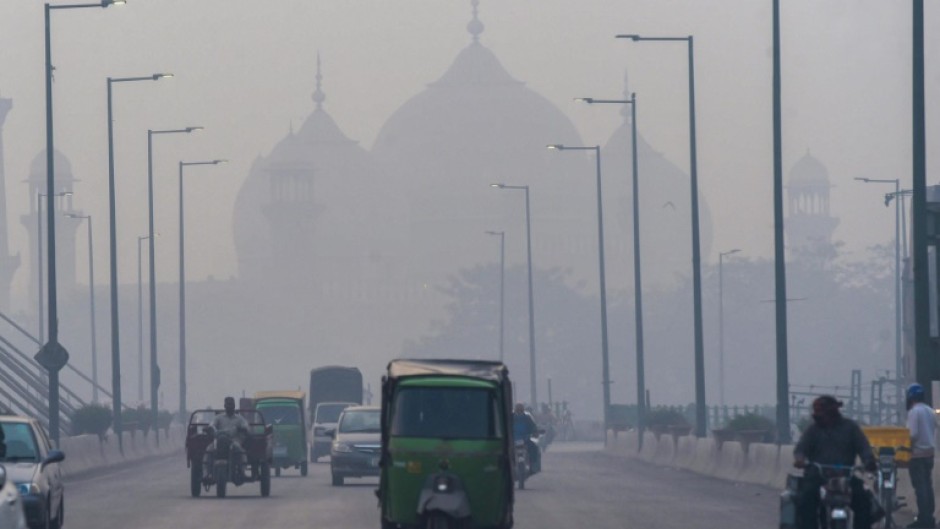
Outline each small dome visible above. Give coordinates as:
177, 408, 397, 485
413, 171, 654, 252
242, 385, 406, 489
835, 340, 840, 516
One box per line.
788, 151, 830, 188
28, 149, 75, 183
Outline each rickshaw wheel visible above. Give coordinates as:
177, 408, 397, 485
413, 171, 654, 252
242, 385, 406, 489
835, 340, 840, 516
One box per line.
301, 461, 309, 476
260, 464, 271, 497
190, 462, 202, 497
425, 512, 454, 529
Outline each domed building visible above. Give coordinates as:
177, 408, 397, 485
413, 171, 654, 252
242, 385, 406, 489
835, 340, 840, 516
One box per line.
786, 150, 838, 251
370, 2, 597, 294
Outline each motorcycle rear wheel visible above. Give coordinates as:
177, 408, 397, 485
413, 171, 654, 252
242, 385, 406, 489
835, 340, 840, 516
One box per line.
517, 462, 526, 490
216, 473, 227, 498
260, 464, 271, 497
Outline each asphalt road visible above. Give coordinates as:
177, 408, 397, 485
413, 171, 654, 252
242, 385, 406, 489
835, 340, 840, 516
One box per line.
65, 442, 779, 529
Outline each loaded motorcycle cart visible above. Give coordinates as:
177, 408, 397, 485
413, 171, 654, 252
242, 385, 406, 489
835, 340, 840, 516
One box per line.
186, 409, 274, 498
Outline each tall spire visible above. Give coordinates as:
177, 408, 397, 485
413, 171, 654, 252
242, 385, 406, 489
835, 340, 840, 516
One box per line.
312, 52, 326, 110
467, 0, 484, 42
0, 94, 20, 312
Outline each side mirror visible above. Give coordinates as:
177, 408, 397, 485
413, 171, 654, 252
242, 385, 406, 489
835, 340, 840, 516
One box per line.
41, 450, 65, 469
325, 429, 336, 439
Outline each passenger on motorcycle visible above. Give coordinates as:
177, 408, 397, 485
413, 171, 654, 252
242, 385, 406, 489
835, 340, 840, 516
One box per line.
210, 397, 250, 458
793, 395, 876, 529
513, 403, 541, 474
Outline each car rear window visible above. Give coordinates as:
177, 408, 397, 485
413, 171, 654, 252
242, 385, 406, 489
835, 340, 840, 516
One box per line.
339, 410, 380, 433
315, 404, 349, 423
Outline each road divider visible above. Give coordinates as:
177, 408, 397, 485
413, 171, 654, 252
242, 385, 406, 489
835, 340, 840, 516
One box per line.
58, 425, 184, 477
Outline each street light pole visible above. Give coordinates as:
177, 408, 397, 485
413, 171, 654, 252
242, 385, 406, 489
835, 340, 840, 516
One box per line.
36, 191, 72, 343
106, 72, 171, 451
486, 230, 505, 362
490, 183, 537, 407
575, 93, 647, 449
546, 144, 611, 441
856, 177, 903, 421
65, 213, 98, 402
136, 234, 151, 404
617, 33, 707, 436
147, 127, 199, 443
178, 160, 225, 420
718, 249, 741, 408
42, 0, 125, 446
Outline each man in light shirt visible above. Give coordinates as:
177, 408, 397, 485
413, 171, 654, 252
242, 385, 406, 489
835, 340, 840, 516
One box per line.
906, 383, 936, 529
212, 397, 249, 455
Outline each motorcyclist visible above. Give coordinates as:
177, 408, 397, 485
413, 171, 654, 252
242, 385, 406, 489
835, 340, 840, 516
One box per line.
537, 403, 557, 450
793, 395, 876, 529
211, 396, 250, 459
512, 403, 541, 474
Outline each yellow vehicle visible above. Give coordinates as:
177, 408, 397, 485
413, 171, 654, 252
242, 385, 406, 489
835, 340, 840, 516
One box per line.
254, 390, 308, 476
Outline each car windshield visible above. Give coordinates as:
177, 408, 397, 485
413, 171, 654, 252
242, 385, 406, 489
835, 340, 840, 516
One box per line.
0, 422, 39, 462
259, 404, 300, 425
315, 404, 349, 424
390, 387, 501, 439
338, 410, 380, 433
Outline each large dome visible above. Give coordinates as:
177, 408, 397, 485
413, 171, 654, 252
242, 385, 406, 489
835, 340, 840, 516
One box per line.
371, 36, 597, 288
788, 151, 830, 189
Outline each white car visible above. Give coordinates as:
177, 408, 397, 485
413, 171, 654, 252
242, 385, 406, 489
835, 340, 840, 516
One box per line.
310, 402, 356, 461
0, 465, 27, 529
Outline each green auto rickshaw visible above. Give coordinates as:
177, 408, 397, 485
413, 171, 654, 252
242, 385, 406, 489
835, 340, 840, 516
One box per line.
254, 391, 308, 477
378, 359, 515, 529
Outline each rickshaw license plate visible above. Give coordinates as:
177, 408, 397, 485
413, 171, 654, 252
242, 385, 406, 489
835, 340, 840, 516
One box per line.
274, 446, 287, 457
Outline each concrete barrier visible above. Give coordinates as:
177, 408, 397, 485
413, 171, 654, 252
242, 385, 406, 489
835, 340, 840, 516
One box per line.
739, 443, 779, 486
57, 424, 185, 478
714, 441, 746, 481
639, 432, 657, 462
673, 435, 697, 470
652, 435, 676, 465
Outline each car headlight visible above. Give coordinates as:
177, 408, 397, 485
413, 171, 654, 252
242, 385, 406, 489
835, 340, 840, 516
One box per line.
16, 483, 40, 496
332, 442, 354, 453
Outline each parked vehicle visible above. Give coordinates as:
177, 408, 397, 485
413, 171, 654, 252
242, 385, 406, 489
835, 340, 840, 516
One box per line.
378, 359, 515, 529
186, 409, 273, 498
329, 406, 381, 486
311, 402, 356, 462
0, 416, 64, 529
0, 465, 27, 529
254, 391, 308, 477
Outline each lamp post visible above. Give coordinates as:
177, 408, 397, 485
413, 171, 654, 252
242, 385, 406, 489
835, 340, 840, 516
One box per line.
136, 234, 151, 404
64, 213, 98, 402
617, 33, 708, 437
546, 144, 611, 440
36, 191, 72, 343
42, 0, 125, 447
147, 127, 200, 442
485, 230, 505, 362
575, 93, 647, 449
856, 177, 903, 420
718, 248, 740, 407
490, 183, 537, 407
106, 72, 172, 450
179, 160, 226, 420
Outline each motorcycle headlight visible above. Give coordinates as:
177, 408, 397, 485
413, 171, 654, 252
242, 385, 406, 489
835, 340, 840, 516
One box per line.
831, 508, 848, 520
16, 483, 40, 496
434, 475, 453, 493
332, 442, 354, 453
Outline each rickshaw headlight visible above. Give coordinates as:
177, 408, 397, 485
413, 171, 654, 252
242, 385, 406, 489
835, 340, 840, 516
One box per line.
434, 475, 453, 493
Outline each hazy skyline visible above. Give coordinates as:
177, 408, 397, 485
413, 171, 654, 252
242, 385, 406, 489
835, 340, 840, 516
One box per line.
0, 0, 936, 312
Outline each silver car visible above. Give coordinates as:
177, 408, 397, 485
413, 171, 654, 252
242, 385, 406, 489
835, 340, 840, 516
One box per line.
0, 464, 27, 529
329, 406, 380, 486
0, 416, 64, 529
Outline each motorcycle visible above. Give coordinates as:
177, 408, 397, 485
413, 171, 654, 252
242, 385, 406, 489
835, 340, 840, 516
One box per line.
780, 462, 876, 529
873, 447, 907, 529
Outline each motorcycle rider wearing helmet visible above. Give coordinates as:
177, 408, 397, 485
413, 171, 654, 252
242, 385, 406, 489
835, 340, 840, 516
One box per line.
905, 383, 936, 528
793, 395, 876, 529
513, 403, 541, 474
211, 397, 249, 456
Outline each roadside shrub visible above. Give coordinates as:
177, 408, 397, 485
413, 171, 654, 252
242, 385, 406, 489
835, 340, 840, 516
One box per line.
158, 410, 173, 437
646, 407, 690, 428
71, 403, 112, 441
726, 412, 775, 442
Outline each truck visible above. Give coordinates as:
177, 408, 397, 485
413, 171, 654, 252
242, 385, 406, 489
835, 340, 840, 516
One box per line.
308, 366, 363, 461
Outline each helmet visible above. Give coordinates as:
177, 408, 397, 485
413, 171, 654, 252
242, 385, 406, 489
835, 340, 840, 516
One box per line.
907, 383, 926, 401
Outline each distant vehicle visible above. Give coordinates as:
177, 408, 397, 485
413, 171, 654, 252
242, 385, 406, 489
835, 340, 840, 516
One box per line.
254, 391, 308, 477
0, 416, 65, 529
311, 402, 356, 462
0, 465, 27, 529
309, 366, 363, 461
186, 409, 273, 498
329, 406, 381, 486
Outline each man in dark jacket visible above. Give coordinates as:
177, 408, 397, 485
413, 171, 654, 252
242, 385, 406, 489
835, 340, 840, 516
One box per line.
793, 395, 876, 529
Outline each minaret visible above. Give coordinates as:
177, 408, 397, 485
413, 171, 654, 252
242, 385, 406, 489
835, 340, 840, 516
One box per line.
467, 0, 484, 42
785, 149, 839, 250
0, 95, 20, 312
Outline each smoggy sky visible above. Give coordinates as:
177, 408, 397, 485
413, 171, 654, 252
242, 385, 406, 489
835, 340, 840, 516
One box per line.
0, 0, 936, 310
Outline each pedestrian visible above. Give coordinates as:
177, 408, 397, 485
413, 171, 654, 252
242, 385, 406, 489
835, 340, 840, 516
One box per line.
905, 383, 936, 528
